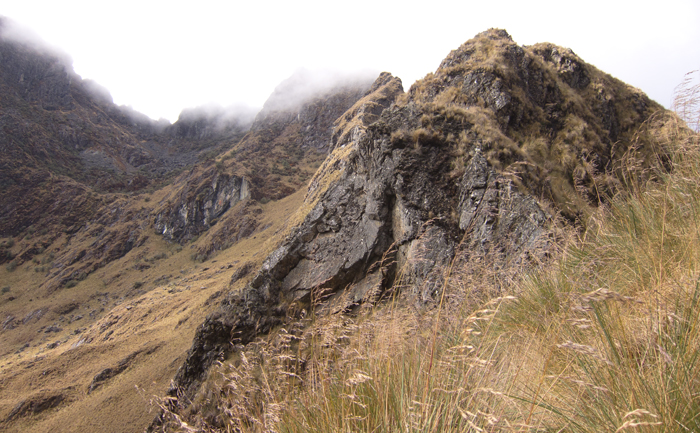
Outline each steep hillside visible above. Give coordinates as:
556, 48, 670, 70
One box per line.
151, 69, 377, 249
161, 29, 671, 429
0, 17, 255, 238
0, 186, 309, 433
0, 26, 383, 431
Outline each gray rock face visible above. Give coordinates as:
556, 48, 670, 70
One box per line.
154, 173, 250, 242
167, 29, 666, 407
458, 151, 547, 255
170, 73, 550, 400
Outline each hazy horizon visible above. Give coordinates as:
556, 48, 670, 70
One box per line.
3, 1, 699, 122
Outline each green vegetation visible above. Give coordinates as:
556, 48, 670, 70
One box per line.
157, 84, 699, 432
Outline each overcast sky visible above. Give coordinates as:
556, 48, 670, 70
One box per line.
3, 0, 699, 123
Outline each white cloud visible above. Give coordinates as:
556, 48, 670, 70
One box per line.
3, 0, 698, 121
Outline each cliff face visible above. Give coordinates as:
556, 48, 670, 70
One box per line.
153, 172, 252, 243
151, 70, 377, 245
169, 29, 667, 404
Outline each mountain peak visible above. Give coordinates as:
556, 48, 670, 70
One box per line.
477, 27, 513, 41
0, 26, 686, 433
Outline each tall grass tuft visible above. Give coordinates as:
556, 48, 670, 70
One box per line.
492, 85, 700, 431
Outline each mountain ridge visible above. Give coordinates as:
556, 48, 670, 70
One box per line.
0, 24, 681, 433
158, 29, 670, 429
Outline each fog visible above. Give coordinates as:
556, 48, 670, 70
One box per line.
0, 17, 72, 67
2, 1, 699, 121
81, 79, 114, 104
261, 68, 379, 113
176, 102, 259, 131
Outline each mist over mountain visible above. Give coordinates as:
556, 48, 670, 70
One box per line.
260, 68, 379, 113
0, 19, 691, 433
172, 103, 259, 140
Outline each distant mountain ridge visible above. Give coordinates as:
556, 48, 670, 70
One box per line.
0, 17, 258, 236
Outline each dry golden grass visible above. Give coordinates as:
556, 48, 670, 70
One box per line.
0, 179, 306, 432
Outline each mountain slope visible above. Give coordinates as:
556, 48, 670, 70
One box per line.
151, 69, 377, 248
0, 17, 256, 238
0, 25, 679, 433
0, 22, 384, 431
163, 29, 670, 428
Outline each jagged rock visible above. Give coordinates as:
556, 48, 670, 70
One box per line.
168, 29, 669, 408
22, 308, 45, 324
330, 71, 405, 151
229, 262, 254, 284
154, 172, 251, 243
2, 315, 15, 330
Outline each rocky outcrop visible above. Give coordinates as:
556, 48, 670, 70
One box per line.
154, 172, 251, 243
168, 29, 669, 406
329, 71, 405, 151
151, 70, 380, 245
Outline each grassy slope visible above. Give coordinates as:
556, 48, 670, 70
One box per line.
277, 95, 700, 432
0, 186, 307, 432
159, 85, 700, 432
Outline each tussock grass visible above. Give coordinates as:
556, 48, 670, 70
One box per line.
490, 112, 700, 431
157, 87, 699, 432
